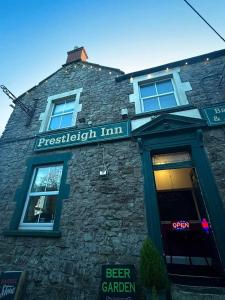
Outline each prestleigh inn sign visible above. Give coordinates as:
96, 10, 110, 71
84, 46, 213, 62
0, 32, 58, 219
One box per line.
34, 121, 130, 151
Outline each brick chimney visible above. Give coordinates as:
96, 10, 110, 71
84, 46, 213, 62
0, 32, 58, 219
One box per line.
66, 47, 88, 64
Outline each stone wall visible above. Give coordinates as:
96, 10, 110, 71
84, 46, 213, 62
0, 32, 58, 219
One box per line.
179, 55, 225, 206
0, 60, 146, 299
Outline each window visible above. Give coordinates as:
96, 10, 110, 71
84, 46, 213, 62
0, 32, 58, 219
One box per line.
140, 79, 178, 112
48, 99, 75, 130
152, 152, 191, 165
39, 88, 83, 133
129, 67, 192, 115
19, 165, 63, 230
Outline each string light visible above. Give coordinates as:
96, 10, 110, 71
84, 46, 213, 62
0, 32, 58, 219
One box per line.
185, 62, 188, 65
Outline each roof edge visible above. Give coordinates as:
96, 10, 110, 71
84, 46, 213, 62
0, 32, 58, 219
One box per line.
62, 60, 124, 74
15, 68, 62, 101
116, 48, 225, 82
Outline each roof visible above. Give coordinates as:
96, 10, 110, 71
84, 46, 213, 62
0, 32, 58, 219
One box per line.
16, 61, 124, 100
116, 48, 225, 82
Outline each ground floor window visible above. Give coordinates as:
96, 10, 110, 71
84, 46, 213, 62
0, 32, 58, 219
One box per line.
19, 164, 63, 230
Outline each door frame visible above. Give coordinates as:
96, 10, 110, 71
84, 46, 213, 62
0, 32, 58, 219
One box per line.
134, 120, 225, 274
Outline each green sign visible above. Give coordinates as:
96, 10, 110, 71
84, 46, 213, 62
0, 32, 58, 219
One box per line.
34, 121, 130, 151
100, 265, 137, 300
202, 104, 225, 126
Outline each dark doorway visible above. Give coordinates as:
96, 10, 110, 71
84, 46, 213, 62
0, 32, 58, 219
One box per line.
152, 152, 224, 285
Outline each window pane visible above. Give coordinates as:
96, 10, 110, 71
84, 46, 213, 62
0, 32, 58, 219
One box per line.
64, 101, 75, 113
159, 94, 177, 109
53, 102, 65, 115
140, 84, 156, 98
48, 116, 61, 130
152, 152, 191, 165
156, 80, 174, 94
143, 97, 160, 112
60, 113, 73, 128
157, 190, 198, 221
46, 166, 63, 191
23, 195, 56, 223
31, 167, 49, 192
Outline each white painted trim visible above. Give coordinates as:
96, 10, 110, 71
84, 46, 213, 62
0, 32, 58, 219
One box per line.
39, 88, 83, 132
129, 67, 192, 114
131, 108, 202, 131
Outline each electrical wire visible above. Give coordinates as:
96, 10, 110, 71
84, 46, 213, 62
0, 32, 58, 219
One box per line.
183, 0, 225, 43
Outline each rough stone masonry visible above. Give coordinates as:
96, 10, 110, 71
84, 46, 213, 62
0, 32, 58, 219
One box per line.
0, 48, 225, 299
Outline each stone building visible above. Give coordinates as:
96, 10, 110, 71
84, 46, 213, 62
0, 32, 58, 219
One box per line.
1, 47, 225, 299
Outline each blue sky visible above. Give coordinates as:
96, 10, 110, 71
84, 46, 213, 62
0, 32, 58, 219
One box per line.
0, 0, 225, 134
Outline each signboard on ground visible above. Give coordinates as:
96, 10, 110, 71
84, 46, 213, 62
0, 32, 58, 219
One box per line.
100, 265, 137, 300
0, 271, 26, 300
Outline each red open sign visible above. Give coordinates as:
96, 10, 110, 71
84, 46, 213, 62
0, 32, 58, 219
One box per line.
171, 221, 190, 231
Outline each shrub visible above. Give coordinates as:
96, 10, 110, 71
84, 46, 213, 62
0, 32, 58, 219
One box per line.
140, 238, 168, 292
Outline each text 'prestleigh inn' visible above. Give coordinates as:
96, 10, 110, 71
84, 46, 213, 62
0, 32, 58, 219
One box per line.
1, 46, 225, 299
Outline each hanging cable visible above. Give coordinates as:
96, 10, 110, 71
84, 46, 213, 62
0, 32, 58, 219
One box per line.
183, 0, 225, 43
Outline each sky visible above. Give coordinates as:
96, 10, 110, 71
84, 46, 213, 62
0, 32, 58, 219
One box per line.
0, 0, 225, 134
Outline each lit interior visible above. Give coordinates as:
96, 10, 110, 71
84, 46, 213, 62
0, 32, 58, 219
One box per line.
154, 168, 193, 191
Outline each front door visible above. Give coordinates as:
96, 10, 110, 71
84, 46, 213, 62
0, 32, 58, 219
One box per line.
152, 151, 224, 284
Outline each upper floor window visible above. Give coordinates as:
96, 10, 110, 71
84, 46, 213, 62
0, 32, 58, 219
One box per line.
48, 99, 75, 130
129, 67, 192, 115
39, 88, 83, 133
140, 79, 178, 112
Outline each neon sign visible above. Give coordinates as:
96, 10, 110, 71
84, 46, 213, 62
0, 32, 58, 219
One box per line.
201, 218, 210, 233
171, 221, 190, 231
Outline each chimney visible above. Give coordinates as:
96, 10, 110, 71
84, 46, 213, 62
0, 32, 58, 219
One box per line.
66, 46, 88, 64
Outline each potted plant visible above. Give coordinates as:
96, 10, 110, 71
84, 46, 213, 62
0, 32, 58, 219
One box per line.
140, 238, 169, 300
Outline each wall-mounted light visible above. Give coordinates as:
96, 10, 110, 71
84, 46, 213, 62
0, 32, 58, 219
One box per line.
121, 108, 128, 119
99, 168, 108, 176
99, 145, 108, 178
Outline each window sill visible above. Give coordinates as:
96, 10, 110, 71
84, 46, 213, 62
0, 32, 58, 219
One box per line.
3, 230, 61, 238
131, 104, 195, 120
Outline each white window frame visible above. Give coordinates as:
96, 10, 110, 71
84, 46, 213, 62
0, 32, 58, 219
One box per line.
47, 98, 76, 131
19, 165, 63, 231
39, 88, 83, 133
139, 78, 179, 113
129, 67, 192, 114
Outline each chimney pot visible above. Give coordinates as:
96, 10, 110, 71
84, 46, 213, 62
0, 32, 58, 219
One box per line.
66, 47, 88, 64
